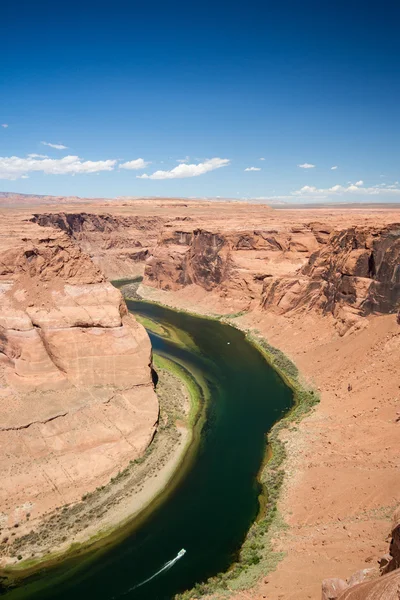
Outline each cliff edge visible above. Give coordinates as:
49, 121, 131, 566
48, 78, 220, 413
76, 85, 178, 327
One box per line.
0, 219, 158, 565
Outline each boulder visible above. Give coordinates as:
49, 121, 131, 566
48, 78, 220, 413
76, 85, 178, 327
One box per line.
337, 569, 400, 599
347, 568, 377, 587
322, 578, 348, 599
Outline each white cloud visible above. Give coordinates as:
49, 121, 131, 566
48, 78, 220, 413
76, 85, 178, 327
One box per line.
295, 185, 319, 194
355, 180, 363, 186
177, 156, 190, 163
259, 157, 265, 161
292, 182, 400, 199
253, 179, 400, 204
298, 163, 316, 169
28, 153, 49, 159
41, 141, 68, 150
137, 157, 230, 180
1, 124, 8, 129
0, 155, 116, 180
244, 167, 261, 172
119, 158, 150, 170
331, 165, 338, 170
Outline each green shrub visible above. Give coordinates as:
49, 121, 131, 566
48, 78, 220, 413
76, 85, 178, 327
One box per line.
175, 331, 319, 599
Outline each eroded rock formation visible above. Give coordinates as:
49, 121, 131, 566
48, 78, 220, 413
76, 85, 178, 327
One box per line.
0, 226, 158, 551
144, 222, 400, 333
145, 225, 321, 309
31, 212, 165, 279
31, 208, 400, 335
145, 229, 233, 291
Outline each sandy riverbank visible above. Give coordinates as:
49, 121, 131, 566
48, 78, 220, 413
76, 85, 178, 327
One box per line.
136, 283, 400, 600
0, 360, 198, 583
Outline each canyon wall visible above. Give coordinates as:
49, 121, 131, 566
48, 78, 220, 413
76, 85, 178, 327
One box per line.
31, 212, 166, 279
0, 219, 158, 558
144, 222, 400, 333
29, 209, 400, 335
144, 224, 321, 308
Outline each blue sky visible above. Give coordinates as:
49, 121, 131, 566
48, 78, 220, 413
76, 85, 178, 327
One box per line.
1, 0, 399, 202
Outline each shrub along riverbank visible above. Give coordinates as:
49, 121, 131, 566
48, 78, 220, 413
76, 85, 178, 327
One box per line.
175, 330, 319, 599
126, 286, 320, 599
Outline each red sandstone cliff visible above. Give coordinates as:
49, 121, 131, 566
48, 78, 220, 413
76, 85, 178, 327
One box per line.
31, 212, 166, 279
144, 223, 400, 333
0, 221, 158, 562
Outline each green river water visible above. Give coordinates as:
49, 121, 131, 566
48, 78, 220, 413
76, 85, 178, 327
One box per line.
2, 300, 293, 600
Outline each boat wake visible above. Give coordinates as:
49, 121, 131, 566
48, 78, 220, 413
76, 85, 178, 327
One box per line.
115, 549, 186, 597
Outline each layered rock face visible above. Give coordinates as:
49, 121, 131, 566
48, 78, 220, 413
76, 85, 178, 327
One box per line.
31, 207, 400, 334
145, 229, 233, 291
145, 222, 400, 332
263, 224, 400, 326
305, 225, 400, 316
145, 225, 321, 306
31, 212, 165, 279
0, 227, 158, 531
